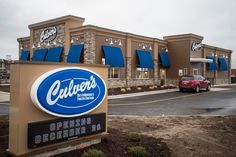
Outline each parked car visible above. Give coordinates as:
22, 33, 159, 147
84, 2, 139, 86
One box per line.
179, 75, 211, 92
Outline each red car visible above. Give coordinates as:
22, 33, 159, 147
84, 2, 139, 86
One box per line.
179, 75, 211, 92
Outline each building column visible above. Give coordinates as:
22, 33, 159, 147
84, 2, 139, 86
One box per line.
228, 53, 231, 84
126, 37, 132, 87
84, 31, 96, 64
153, 42, 158, 84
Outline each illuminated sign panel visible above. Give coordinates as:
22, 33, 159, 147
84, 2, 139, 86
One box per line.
30, 67, 107, 117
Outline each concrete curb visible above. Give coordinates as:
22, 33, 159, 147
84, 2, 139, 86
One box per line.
108, 84, 236, 100
108, 88, 178, 100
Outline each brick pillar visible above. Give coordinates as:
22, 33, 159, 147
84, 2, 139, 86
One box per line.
153, 42, 159, 84
126, 37, 132, 87
126, 57, 132, 87
84, 31, 96, 64
153, 60, 158, 84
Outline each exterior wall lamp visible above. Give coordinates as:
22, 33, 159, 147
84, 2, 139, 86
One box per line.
139, 43, 152, 50
71, 35, 84, 44
105, 38, 122, 46
105, 38, 113, 45
161, 47, 168, 52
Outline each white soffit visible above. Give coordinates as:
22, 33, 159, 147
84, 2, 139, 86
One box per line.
190, 58, 213, 63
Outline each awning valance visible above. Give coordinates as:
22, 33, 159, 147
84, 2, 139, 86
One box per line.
19, 51, 30, 61
102, 45, 125, 67
32, 48, 48, 61
159, 52, 170, 68
136, 50, 154, 68
218, 58, 228, 71
67, 44, 84, 63
190, 58, 213, 63
45, 47, 64, 62
206, 56, 217, 71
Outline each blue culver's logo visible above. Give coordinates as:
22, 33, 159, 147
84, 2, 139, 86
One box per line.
31, 67, 107, 117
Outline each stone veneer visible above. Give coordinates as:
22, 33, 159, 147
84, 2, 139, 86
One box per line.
84, 31, 96, 64
166, 79, 179, 87
108, 80, 126, 88
153, 60, 158, 84
126, 57, 132, 87
216, 78, 229, 85
128, 79, 155, 87
33, 24, 65, 49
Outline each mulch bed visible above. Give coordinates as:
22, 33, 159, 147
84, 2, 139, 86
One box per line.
0, 115, 170, 157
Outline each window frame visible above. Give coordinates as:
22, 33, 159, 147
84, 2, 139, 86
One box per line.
108, 68, 120, 79
136, 68, 149, 79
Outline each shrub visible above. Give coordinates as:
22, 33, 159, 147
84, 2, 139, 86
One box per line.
127, 146, 147, 157
127, 132, 140, 142
160, 79, 165, 86
81, 149, 106, 157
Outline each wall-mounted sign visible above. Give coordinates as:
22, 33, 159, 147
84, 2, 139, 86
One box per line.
31, 67, 107, 117
40, 26, 57, 43
28, 113, 106, 148
191, 42, 202, 51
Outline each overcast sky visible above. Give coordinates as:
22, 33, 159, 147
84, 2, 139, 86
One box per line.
0, 0, 236, 67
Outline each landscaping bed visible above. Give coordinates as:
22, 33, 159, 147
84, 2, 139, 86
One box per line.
108, 85, 176, 95
1, 115, 236, 157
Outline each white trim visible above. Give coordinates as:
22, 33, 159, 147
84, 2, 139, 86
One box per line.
30, 67, 107, 118
190, 58, 213, 63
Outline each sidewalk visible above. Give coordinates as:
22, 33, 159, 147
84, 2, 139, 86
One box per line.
108, 88, 178, 100
108, 83, 236, 100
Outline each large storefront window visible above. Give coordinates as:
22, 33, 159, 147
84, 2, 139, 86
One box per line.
136, 68, 149, 79
108, 68, 120, 78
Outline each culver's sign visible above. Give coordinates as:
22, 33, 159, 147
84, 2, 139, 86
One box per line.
40, 26, 57, 43
30, 67, 107, 117
191, 42, 202, 51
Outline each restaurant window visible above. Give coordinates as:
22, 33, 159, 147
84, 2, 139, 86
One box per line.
108, 68, 120, 79
193, 68, 199, 75
178, 69, 183, 76
136, 68, 149, 79
183, 68, 188, 76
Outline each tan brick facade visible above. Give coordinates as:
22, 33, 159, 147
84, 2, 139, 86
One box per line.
18, 15, 233, 89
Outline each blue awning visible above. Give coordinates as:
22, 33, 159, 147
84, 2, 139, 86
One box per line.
159, 52, 170, 68
19, 51, 30, 61
136, 50, 154, 68
67, 44, 84, 63
102, 45, 125, 67
218, 58, 228, 71
206, 56, 217, 71
45, 47, 64, 62
32, 49, 48, 61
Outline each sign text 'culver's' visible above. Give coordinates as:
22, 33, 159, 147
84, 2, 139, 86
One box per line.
31, 67, 107, 117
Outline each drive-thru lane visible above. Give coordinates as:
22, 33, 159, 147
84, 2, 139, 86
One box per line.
1, 85, 236, 116
108, 85, 236, 116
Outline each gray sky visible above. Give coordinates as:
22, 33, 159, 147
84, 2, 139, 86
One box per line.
0, 0, 236, 68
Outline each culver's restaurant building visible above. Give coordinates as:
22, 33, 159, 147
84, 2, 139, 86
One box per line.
18, 15, 232, 88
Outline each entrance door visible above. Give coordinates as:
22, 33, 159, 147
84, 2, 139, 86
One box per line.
160, 69, 166, 86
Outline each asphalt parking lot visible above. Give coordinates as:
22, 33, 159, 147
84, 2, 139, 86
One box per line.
0, 85, 236, 116
108, 85, 236, 116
